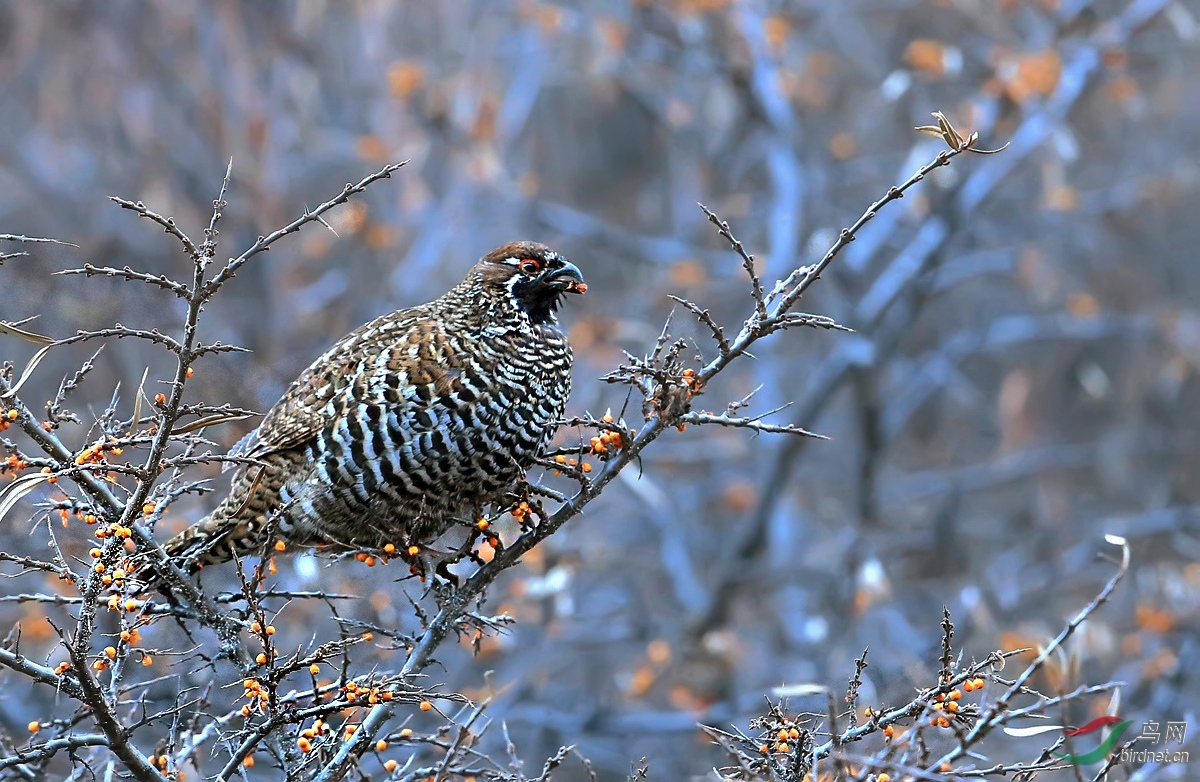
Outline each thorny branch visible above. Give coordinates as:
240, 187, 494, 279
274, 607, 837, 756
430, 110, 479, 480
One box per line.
312, 116, 1020, 781
0, 114, 1136, 782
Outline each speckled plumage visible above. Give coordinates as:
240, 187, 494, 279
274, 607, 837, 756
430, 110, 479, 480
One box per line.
159, 241, 583, 575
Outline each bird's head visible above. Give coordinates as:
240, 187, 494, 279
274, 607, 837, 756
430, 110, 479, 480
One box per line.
476, 241, 586, 324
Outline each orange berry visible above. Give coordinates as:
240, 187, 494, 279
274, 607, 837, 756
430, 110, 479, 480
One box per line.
297, 737, 312, 752
142, 655, 153, 666
344, 725, 357, 740
776, 742, 789, 753
89, 548, 102, 558
142, 502, 155, 515
476, 519, 489, 530
407, 545, 419, 556
243, 756, 254, 768
759, 744, 770, 754
124, 599, 138, 612
274, 540, 286, 552
27, 721, 39, 733
251, 621, 262, 633
399, 728, 413, 739
154, 393, 166, 405
788, 727, 799, 739
104, 646, 117, 659
777, 729, 789, 741
361, 632, 374, 641
384, 759, 398, 772
383, 543, 396, 554
255, 653, 267, 665
419, 700, 432, 712
962, 680, 974, 692
949, 689, 962, 700
878, 775, 891, 782
883, 725, 894, 739
93, 660, 108, 671
375, 740, 387, 752
309, 664, 321, 675
582, 462, 592, 473
186, 367, 194, 378
266, 625, 276, 635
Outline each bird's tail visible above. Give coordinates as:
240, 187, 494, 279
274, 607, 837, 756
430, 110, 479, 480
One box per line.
137, 461, 288, 591
136, 512, 267, 591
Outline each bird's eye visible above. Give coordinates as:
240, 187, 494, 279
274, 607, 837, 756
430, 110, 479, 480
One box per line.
519, 259, 542, 274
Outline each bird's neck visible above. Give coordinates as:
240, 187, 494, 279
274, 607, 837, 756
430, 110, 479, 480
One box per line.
441, 274, 559, 331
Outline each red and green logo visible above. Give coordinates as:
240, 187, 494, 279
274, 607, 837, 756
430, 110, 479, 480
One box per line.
1005, 716, 1132, 764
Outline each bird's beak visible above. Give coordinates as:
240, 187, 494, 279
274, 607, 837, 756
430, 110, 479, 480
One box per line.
544, 261, 587, 294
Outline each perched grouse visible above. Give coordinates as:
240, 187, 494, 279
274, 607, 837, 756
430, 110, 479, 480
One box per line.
155, 241, 584, 578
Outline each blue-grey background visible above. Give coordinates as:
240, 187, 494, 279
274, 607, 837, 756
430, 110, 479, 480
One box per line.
1, 1, 1197, 777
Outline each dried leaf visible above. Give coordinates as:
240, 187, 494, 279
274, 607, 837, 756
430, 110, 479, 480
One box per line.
130, 367, 149, 431
1, 345, 52, 399
771, 683, 828, 697
173, 411, 257, 435
0, 320, 55, 345
0, 473, 51, 526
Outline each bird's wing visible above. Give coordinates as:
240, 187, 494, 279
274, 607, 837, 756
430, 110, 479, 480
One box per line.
228, 307, 438, 467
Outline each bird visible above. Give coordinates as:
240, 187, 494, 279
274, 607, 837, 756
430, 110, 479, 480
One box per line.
148, 241, 585, 582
